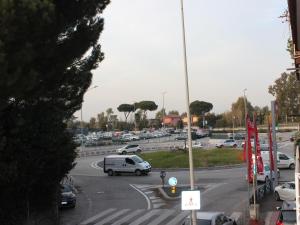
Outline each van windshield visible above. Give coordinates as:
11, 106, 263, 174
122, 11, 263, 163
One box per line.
132, 156, 144, 163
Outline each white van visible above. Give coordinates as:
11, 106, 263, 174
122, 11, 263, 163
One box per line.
103, 155, 151, 176
261, 151, 295, 169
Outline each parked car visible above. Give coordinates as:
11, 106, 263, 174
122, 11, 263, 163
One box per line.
182, 212, 237, 225
103, 155, 151, 176
192, 141, 203, 149
121, 133, 140, 141
276, 201, 296, 225
257, 163, 280, 183
60, 184, 76, 208
116, 144, 141, 154
261, 151, 295, 169
216, 139, 238, 148
274, 182, 295, 201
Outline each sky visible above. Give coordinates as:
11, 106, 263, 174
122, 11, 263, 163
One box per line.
74, 0, 292, 122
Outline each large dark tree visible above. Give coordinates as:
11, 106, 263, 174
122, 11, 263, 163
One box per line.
117, 104, 135, 122
189, 100, 213, 116
0, 1, 109, 224
136, 101, 158, 117
269, 72, 300, 122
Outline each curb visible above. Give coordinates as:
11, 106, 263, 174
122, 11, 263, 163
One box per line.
157, 187, 181, 201
152, 163, 245, 172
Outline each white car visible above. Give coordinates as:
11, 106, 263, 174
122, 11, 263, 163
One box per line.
182, 212, 237, 225
216, 139, 238, 148
274, 182, 295, 201
116, 144, 141, 154
192, 141, 203, 148
121, 133, 140, 141
257, 164, 280, 182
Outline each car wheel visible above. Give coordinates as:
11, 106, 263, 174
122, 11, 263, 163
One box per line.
233, 144, 237, 148
122, 151, 127, 155
135, 169, 142, 176
108, 170, 114, 176
136, 149, 141, 153
274, 191, 281, 201
289, 163, 295, 170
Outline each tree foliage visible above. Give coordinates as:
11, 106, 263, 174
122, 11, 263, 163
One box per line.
168, 110, 179, 115
136, 101, 158, 117
189, 101, 213, 116
269, 72, 300, 121
0, 0, 109, 224
117, 104, 135, 122
231, 97, 254, 126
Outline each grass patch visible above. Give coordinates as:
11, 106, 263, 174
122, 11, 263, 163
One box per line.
138, 149, 244, 168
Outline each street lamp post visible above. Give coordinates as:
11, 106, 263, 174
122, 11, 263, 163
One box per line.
180, 1, 196, 224
162, 91, 167, 128
243, 89, 251, 219
232, 116, 235, 138
80, 85, 98, 152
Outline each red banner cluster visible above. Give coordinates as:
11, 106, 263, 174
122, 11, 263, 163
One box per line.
243, 114, 264, 183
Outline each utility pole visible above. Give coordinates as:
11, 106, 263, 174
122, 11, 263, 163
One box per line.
162, 91, 167, 128
271, 101, 278, 186
295, 145, 300, 225
180, 0, 196, 224
252, 114, 258, 220
243, 89, 251, 219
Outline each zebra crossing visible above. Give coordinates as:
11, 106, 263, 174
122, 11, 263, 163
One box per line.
131, 184, 169, 209
79, 208, 190, 225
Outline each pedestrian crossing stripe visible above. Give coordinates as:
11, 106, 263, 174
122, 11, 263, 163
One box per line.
79, 208, 189, 225
79, 208, 243, 225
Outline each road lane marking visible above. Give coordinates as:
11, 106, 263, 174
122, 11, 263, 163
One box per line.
94, 208, 130, 225
79, 208, 116, 225
164, 211, 190, 225
147, 209, 173, 225
111, 209, 145, 225
90, 160, 102, 169
130, 209, 160, 225
129, 184, 151, 210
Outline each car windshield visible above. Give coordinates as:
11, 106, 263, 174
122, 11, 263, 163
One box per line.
62, 185, 72, 193
282, 211, 296, 222
132, 155, 144, 163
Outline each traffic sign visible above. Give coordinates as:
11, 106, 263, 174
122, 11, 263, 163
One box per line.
181, 190, 201, 210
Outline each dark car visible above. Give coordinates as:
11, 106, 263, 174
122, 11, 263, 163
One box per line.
60, 184, 76, 208
276, 201, 296, 225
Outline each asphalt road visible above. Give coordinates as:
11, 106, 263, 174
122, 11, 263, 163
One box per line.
60, 132, 296, 225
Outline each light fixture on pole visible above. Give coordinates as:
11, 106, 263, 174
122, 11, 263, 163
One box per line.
80, 85, 98, 152
179, 1, 197, 224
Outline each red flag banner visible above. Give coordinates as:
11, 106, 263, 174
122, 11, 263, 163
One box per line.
254, 113, 264, 174
268, 122, 274, 171
243, 115, 254, 183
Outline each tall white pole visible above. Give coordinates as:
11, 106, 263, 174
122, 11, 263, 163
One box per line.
162, 92, 167, 128
271, 101, 278, 186
295, 145, 300, 225
243, 89, 251, 218
180, 1, 196, 224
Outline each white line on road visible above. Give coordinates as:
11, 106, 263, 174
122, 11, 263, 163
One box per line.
90, 160, 102, 169
79, 208, 116, 225
129, 184, 151, 210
